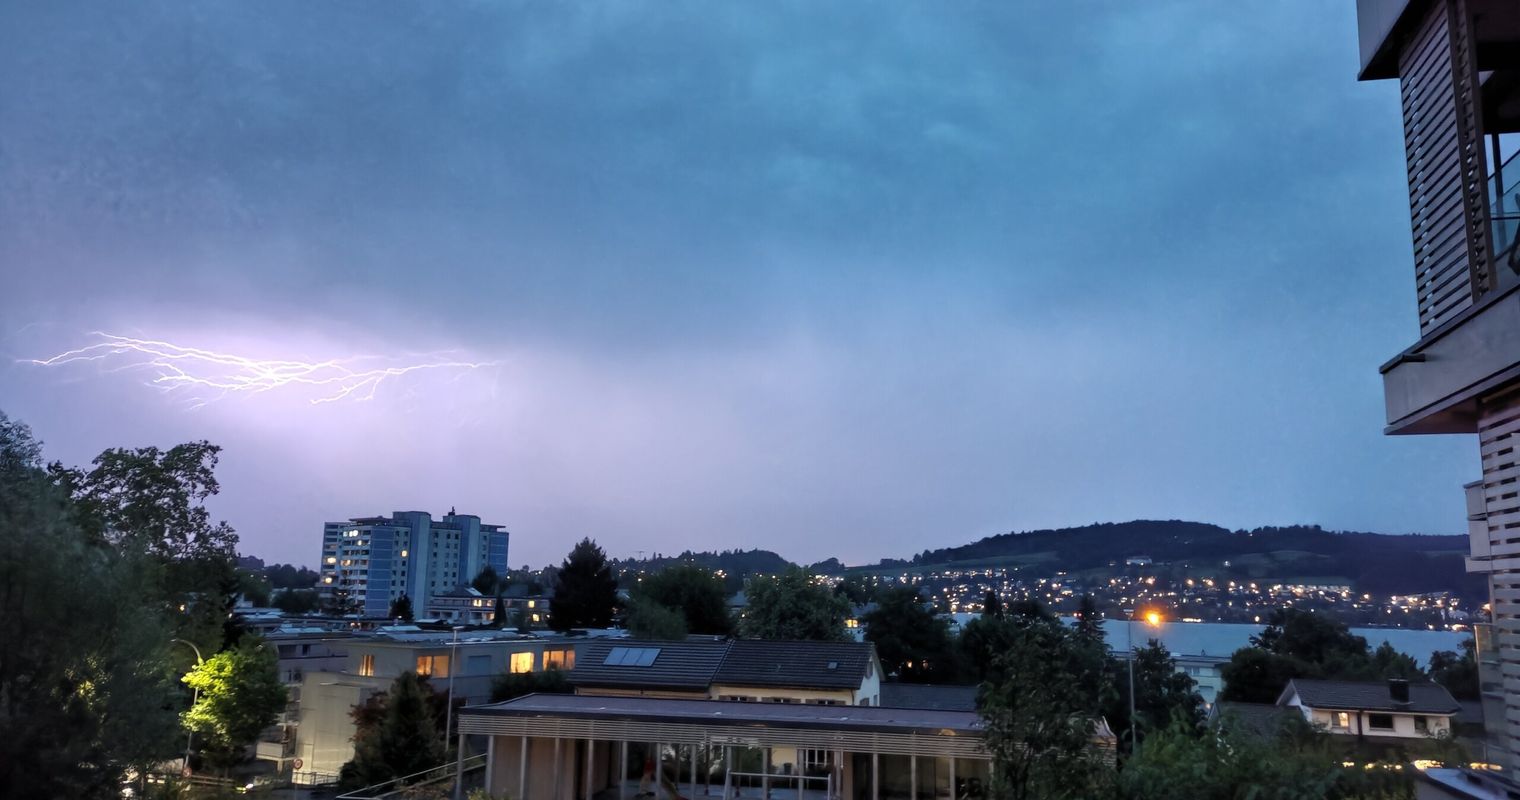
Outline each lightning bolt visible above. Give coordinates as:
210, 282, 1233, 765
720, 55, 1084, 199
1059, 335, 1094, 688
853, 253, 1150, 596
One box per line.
24, 332, 498, 407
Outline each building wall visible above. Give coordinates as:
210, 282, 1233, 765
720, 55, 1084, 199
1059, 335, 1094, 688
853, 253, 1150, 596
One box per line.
292, 674, 384, 781
1287, 698, 1453, 740
318, 511, 510, 617
1478, 386, 1520, 768
709, 685, 858, 705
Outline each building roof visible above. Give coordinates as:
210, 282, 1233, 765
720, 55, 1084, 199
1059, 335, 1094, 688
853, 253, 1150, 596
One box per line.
570, 639, 730, 691
568, 638, 878, 694
1281, 679, 1460, 715
463, 692, 985, 736
878, 683, 979, 712
712, 640, 874, 690
1208, 702, 1295, 737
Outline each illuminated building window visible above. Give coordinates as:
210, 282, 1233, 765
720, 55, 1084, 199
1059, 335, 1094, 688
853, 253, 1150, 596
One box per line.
1335, 712, 1350, 729
400, 549, 408, 558
416, 654, 450, 678
358, 654, 374, 677
510, 652, 534, 674
544, 649, 574, 670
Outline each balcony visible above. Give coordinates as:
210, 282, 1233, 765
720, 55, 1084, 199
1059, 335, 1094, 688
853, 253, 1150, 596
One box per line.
1488, 150, 1520, 297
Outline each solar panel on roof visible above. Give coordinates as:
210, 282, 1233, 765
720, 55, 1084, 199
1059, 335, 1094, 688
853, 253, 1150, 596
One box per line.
602, 646, 660, 666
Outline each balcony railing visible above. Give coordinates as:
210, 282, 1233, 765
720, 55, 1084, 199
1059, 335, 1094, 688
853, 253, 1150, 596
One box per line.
1486, 150, 1520, 294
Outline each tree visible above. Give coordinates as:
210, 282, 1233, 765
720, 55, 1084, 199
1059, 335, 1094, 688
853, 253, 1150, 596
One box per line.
490, 667, 572, 703
389, 594, 414, 622
273, 588, 321, 614
472, 565, 499, 596
1430, 642, 1480, 700
978, 617, 1112, 800
864, 586, 956, 682
1118, 717, 1410, 800
1253, 609, 1371, 676
492, 593, 507, 627
983, 589, 1003, 618
237, 568, 272, 607
1074, 594, 1103, 641
1219, 647, 1306, 704
181, 638, 288, 771
633, 564, 733, 636
0, 412, 183, 798
1105, 640, 1203, 749
740, 567, 850, 641
626, 594, 689, 640
341, 672, 446, 790
548, 539, 619, 631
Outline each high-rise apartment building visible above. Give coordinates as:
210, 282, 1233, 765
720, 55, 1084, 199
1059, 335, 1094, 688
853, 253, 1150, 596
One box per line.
318, 510, 510, 618
1356, 0, 1520, 773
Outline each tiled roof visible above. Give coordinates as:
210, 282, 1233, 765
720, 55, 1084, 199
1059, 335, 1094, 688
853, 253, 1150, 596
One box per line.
879, 683, 979, 712
568, 638, 877, 693
569, 639, 729, 690
713, 640, 874, 690
1282, 680, 1459, 715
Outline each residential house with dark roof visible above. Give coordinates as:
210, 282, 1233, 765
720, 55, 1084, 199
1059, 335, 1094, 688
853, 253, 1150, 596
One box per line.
569, 638, 883, 707
1278, 678, 1460, 740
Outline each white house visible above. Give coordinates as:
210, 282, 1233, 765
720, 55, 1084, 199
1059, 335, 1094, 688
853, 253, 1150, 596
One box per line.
1277, 678, 1459, 740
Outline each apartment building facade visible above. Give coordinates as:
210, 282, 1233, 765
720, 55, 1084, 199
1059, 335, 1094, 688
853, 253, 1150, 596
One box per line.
318, 510, 509, 617
1355, 0, 1520, 773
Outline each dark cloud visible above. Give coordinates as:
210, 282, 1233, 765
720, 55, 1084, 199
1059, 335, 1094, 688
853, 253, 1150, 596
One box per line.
0, 1, 1473, 566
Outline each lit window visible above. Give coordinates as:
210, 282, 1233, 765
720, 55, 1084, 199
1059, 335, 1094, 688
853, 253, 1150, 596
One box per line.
400, 549, 408, 558
325, 557, 337, 564
510, 652, 534, 674
358, 654, 374, 677
545, 649, 574, 670
416, 654, 450, 678
527, 600, 535, 609
1335, 712, 1350, 729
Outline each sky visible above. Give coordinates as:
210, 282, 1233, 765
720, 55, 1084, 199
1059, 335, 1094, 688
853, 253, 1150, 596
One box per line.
0, 1, 1478, 569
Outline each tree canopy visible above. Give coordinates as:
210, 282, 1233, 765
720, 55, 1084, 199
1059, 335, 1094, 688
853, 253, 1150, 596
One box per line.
863, 586, 956, 682
181, 638, 288, 770
548, 538, 619, 631
341, 671, 446, 790
1220, 609, 1427, 703
632, 564, 733, 636
740, 567, 849, 641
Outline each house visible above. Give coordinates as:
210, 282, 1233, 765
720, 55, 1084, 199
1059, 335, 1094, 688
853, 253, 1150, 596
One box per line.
289, 628, 586, 784
568, 638, 882, 707
1277, 678, 1459, 740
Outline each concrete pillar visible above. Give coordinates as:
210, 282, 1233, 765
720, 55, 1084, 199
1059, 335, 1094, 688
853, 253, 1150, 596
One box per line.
949, 757, 957, 800
691, 743, 698, 800
911, 755, 917, 800
454, 733, 466, 800
621, 741, 629, 800
586, 739, 595, 800
723, 746, 732, 800
519, 737, 529, 800
762, 748, 770, 799
554, 737, 563, 800
871, 752, 879, 800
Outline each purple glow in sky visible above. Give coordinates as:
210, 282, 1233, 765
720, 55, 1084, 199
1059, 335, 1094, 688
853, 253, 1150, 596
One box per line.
0, 1, 1476, 568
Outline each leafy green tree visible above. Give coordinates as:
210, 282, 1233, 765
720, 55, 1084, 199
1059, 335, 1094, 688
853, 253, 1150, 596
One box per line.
389, 594, 414, 622
341, 672, 446, 790
182, 638, 288, 771
0, 412, 184, 798
740, 567, 850, 641
1430, 642, 1480, 700
634, 564, 733, 636
1254, 609, 1372, 675
1119, 717, 1411, 800
626, 594, 689, 640
978, 616, 1112, 800
1105, 640, 1203, 749
272, 588, 321, 614
548, 538, 620, 631
864, 586, 956, 682
1219, 647, 1305, 704
490, 667, 572, 702
472, 565, 499, 595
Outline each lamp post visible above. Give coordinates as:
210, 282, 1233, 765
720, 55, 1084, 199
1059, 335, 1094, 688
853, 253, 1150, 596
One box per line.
172, 638, 205, 774
444, 626, 464, 743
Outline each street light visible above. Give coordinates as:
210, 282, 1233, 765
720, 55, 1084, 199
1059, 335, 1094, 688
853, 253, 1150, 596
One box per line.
171, 639, 205, 774
1126, 610, 1162, 751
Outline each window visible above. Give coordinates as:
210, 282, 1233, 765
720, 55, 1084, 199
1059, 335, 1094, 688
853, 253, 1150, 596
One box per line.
358, 654, 374, 677
544, 649, 574, 670
510, 652, 534, 674
1368, 713, 1394, 731
416, 654, 450, 678
603, 647, 660, 666
1414, 716, 1429, 734
467, 654, 491, 675
1334, 712, 1350, 730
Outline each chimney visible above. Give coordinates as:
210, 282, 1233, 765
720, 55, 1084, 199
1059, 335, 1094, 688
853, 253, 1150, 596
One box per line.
1388, 678, 1410, 705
